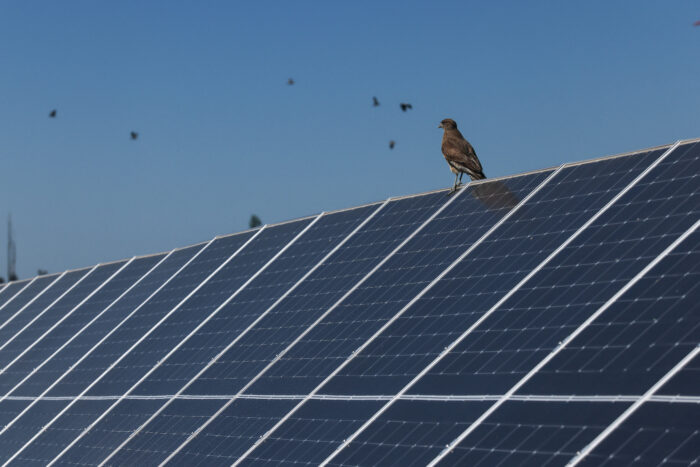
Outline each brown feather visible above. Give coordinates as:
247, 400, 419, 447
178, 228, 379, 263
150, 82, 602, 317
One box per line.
440, 124, 485, 180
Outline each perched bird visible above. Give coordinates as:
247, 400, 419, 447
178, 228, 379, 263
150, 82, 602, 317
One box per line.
439, 118, 485, 192
49, 109, 57, 118
130, 131, 139, 140
389, 140, 395, 149
373, 96, 380, 107
287, 78, 295, 85
400, 103, 412, 112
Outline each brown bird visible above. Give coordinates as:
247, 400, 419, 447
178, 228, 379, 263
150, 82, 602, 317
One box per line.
130, 131, 139, 140
49, 109, 57, 118
389, 140, 395, 149
287, 78, 295, 85
373, 96, 380, 107
439, 118, 485, 193
400, 103, 412, 112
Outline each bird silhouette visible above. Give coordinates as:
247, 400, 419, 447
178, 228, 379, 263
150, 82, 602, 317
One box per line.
400, 103, 412, 112
373, 96, 380, 107
287, 78, 295, 85
389, 140, 395, 149
130, 131, 139, 140
49, 110, 57, 118
439, 118, 485, 193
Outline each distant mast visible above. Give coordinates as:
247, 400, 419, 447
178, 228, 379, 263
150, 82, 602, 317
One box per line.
7, 214, 16, 281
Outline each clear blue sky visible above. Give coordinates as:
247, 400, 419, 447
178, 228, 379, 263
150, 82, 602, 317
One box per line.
1, 1, 699, 279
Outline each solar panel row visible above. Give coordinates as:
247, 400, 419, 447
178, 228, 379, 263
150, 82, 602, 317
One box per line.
0, 139, 697, 466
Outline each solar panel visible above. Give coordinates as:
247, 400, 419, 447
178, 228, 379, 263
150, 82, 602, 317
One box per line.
0, 138, 696, 467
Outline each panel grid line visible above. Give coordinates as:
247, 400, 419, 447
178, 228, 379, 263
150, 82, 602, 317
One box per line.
29, 230, 262, 467
229, 166, 564, 467
567, 346, 700, 466
101, 202, 390, 464
0, 250, 174, 402
318, 141, 682, 467
3, 394, 700, 403
0, 259, 131, 375
0, 273, 62, 332
0, 240, 214, 441
160, 182, 473, 466
0, 268, 97, 357
427, 217, 699, 467
43, 217, 320, 466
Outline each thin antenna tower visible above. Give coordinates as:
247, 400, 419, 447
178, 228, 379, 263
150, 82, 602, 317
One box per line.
7, 214, 17, 281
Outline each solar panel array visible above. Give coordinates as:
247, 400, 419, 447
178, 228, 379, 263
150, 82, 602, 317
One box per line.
0, 139, 698, 466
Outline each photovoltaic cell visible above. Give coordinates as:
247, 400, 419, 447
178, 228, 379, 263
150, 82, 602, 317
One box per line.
104, 399, 229, 466
436, 401, 630, 467
0, 274, 59, 330
243, 400, 385, 466
657, 353, 700, 397
3, 248, 199, 401
159, 191, 453, 464
34, 220, 314, 465
0, 280, 31, 311
134, 206, 377, 396
86, 220, 311, 398
519, 230, 700, 395
46, 243, 210, 398
0, 254, 165, 396
249, 172, 552, 398
165, 399, 299, 467
102, 206, 380, 464
0, 399, 71, 464
184, 193, 450, 397
0, 261, 125, 370
255, 150, 664, 463
11, 232, 257, 463
405, 148, 668, 396
45, 399, 162, 467
578, 402, 700, 467
0, 269, 90, 353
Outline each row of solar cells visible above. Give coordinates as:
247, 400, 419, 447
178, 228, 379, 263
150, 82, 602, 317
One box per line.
0, 138, 697, 466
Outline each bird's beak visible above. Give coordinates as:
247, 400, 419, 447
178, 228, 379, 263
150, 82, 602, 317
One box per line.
438, 123, 443, 129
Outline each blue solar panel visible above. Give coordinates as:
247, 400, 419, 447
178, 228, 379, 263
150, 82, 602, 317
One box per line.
0, 269, 90, 348
233, 149, 666, 464
6, 230, 257, 463
0, 139, 695, 466
0, 280, 31, 311
3, 248, 199, 405
165, 398, 299, 466
578, 402, 700, 466
520, 231, 700, 395
436, 400, 630, 467
0, 261, 125, 371
95, 205, 382, 464
0, 255, 166, 397
0, 274, 59, 329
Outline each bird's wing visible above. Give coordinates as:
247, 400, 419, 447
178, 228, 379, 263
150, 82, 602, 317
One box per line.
442, 136, 483, 173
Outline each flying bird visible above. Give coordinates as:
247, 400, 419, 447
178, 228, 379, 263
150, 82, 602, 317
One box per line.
373, 96, 380, 107
439, 118, 485, 193
287, 78, 295, 85
49, 109, 57, 118
130, 131, 139, 140
694, 20, 700, 26
400, 103, 412, 112
389, 140, 395, 149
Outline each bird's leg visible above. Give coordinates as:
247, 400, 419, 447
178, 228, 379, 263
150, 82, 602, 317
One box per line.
459, 172, 464, 184
448, 173, 460, 194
